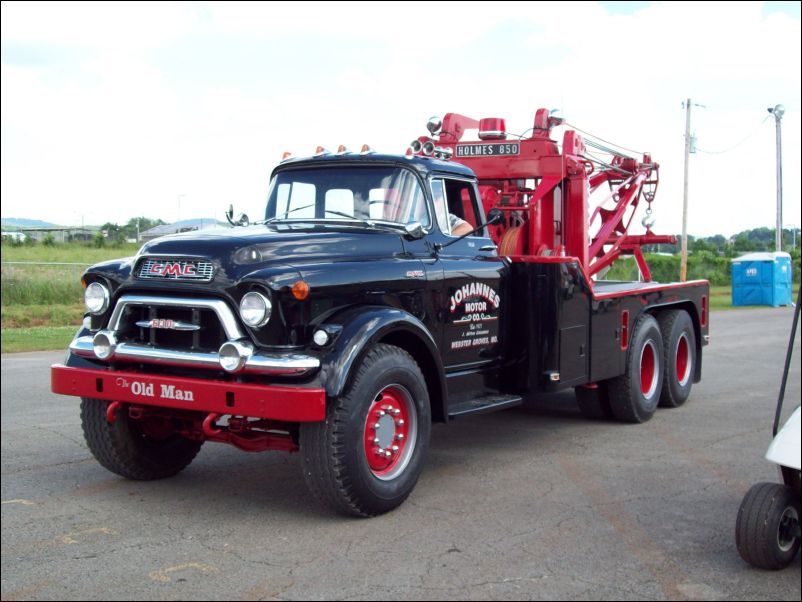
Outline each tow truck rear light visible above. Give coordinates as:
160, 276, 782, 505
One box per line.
478, 117, 507, 140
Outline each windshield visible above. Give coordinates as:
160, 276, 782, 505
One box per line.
265, 166, 430, 228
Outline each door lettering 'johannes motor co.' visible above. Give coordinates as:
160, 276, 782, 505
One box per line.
448, 282, 501, 350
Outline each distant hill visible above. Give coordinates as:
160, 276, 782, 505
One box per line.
1, 218, 60, 229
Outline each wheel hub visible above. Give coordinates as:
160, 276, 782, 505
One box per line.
640, 340, 658, 399
363, 385, 416, 480
675, 332, 691, 386
778, 506, 799, 552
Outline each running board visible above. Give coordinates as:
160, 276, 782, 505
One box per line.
448, 394, 523, 419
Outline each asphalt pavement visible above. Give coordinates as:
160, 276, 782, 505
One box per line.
1, 308, 800, 600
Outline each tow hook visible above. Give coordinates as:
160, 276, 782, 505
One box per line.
106, 401, 123, 423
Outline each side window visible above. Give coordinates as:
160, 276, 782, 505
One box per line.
435, 179, 484, 237
431, 179, 450, 234
277, 182, 316, 218
459, 187, 478, 228
443, 179, 480, 230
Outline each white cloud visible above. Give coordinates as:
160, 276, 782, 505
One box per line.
1, 1, 799, 237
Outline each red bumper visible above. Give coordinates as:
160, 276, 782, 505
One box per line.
51, 364, 326, 422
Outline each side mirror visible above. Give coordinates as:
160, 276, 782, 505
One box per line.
404, 222, 425, 240
487, 208, 504, 226
226, 204, 249, 227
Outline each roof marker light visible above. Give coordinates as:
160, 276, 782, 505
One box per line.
281, 151, 293, 161
315, 146, 331, 156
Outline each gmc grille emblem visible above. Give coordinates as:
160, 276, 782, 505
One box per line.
137, 258, 214, 282
150, 262, 196, 277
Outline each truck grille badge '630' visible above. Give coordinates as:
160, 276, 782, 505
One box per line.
138, 258, 214, 281
135, 319, 201, 331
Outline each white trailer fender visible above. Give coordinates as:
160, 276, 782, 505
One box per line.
766, 406, 801, 471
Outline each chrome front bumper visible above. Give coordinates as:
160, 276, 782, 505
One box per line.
74, 294, 320, 376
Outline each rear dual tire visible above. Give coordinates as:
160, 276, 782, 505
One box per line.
657, 309, 696, 408
608, 314, 664, 423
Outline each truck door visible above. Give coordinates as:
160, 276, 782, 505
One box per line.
430, 177, 506, 370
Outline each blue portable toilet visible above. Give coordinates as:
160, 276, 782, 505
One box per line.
731, 252, 792, 307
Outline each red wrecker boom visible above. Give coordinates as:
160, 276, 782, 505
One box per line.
410, 108, 675, 281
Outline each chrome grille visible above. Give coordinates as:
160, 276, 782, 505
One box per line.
118, 302, 226, 353
137, 258, 214, 281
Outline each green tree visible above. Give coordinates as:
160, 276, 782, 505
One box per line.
121, 217, 165, 241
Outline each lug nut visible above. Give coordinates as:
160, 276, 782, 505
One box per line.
392, 409, 401, 416
385, 451, 392, 458
377, 410, 386, 417
396, 419, 405, 427
391, 445, 400, 453
396, 434, 405, 441
373, 437, 380, 445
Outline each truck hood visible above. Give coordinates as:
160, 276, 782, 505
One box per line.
138, 225, 407, 270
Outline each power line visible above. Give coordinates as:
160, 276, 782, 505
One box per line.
564, 121, 645, 156
694, 115, 772, 155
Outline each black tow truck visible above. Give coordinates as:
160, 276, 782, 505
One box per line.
52, 119, 709, 517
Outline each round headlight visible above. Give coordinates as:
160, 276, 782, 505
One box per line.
85, 282, 110, 315
239, 292, 272, 327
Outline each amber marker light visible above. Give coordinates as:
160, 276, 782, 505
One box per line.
292, 280, 310, 300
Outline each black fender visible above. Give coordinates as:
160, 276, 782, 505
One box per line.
316, 306, 448, 423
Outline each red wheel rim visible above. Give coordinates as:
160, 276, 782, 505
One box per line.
640, 340, 658, 399
675, 333, 691, 386
363, 385, 417, 480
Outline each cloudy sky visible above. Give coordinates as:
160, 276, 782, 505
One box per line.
1, 1, 800, 237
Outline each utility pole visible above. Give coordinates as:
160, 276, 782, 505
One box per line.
768, 104, 784, 252
681, 99, 705, 282
681, 99, 692, 282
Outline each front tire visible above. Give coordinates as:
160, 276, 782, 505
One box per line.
300, 344, 431, 517
736, 482, 801, 570
81, 398, 203, 480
